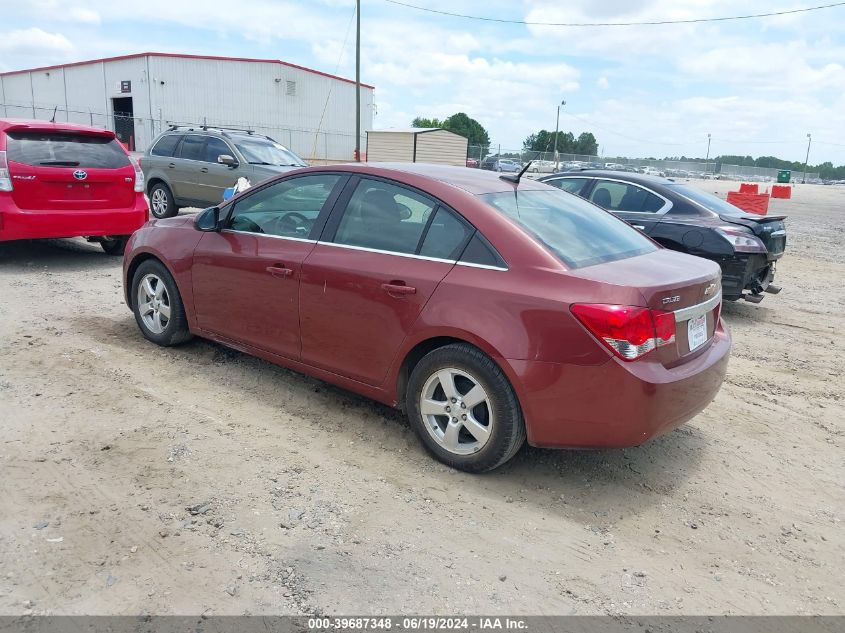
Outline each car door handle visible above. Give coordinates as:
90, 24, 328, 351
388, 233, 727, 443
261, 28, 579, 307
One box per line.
381, 282, 416, 296
266, 265, 294, 278
200, 167, 209, 173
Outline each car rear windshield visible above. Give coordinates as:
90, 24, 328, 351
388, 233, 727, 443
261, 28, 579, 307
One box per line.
5, 131, 130, 169
665, 183, 749, 217
480, 189, 657, 269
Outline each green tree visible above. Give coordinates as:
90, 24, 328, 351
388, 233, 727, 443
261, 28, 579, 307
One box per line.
523, 129, 590, 155
411, 116, 442, 128
575, 132, 598, 156
410, 113, 490, 147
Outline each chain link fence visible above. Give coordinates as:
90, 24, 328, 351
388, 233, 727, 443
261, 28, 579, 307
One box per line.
1, 103, 362, 164
468, 144, 818, 181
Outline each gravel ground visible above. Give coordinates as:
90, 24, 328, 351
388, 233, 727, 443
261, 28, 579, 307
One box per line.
0, 181, 842, 616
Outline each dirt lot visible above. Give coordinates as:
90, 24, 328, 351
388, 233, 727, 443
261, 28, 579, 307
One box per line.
0, 181, 842, 616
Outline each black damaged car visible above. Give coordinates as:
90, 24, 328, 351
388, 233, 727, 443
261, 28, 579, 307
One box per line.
539, 170, 786, 302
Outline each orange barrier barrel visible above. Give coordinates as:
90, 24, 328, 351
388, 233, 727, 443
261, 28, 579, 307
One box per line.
726, 191, 769, 215
771, 185, 792, 199
739, 183, 759, 194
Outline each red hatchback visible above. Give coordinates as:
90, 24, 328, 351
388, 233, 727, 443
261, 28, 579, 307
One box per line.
0, 119, 148, 254
123, 163, 730, 471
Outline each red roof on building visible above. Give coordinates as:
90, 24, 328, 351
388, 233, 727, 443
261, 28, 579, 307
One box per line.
0, 52, 375, 89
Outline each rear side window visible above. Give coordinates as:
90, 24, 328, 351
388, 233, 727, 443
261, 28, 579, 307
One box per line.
480, 189, 656, 269
178, 135, 206, 161
460, 233, 507, 268
5, 132, 130, 168
150, 134, 181, 157
590, 180, 666, 213
419, 207, 471, 260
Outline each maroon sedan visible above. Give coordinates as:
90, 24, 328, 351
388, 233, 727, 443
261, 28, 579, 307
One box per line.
123, 163, 730, 472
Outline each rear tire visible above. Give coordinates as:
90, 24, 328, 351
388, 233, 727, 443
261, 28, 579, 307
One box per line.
100, 237, 127, 256
131, 259, 192, 346
406, 343, 525, 472
149, 183, 177, 219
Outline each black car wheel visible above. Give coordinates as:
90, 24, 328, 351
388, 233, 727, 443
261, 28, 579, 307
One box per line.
149, 183, 178, 219
406, 343, 525, 472
100, 237, 128, 256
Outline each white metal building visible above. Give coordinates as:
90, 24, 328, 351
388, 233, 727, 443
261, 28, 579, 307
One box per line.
0, 52, 375, 161
366, 128, 469, 166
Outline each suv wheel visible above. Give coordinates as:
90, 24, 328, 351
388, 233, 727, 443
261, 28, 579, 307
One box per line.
406, 343, 526, 472
149, 183, 177, 219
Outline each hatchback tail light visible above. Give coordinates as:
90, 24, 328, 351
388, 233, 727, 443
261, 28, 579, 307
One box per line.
0, 151, 12, 192
571, 304, 676, 361
129, 155, 144, 193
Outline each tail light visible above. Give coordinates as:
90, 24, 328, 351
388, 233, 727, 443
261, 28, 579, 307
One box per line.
716, 226, 766, 253
0, 151, 12, 191
129, 155, 144, 193
571, 304, 676, 361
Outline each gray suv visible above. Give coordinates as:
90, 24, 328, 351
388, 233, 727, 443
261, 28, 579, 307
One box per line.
142, 126, 308, 218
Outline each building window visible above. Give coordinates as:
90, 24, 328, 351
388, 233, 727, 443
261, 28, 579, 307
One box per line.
286, 80, 296, 96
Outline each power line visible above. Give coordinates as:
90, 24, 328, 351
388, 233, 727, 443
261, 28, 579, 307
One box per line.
382, 0, 845, 26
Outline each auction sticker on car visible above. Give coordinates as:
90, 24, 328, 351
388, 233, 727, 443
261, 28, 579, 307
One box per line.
688, 314, 708, 351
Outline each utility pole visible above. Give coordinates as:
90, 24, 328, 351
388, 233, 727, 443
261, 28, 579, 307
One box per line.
553, 99, 565, 170
355, 0, 361, 162
706, 133, 712, 175
803, 133, 811, 183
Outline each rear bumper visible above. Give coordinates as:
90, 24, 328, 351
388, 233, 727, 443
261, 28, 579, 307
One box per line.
510, 322, 731, 448
0, 195, 148, 241
720, 253, 781, 299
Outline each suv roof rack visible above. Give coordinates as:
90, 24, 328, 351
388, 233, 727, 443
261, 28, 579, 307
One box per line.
165, 123, 262, 138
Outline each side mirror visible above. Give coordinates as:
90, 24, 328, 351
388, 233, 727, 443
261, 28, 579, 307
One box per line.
218, 154, 238, 168
195, 206, 220, 232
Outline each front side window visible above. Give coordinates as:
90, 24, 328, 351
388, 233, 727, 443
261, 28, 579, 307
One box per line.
5, 132, 130, 168
178, 135, 206, 161
480, 189, 656, 269
591, 180, 665, 213
150, 134, 181, 157
333, 179, 437, 255
204, 137, 232, 163
226, 174, 341, 239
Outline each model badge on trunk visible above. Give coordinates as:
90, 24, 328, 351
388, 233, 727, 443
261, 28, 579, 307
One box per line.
73, 170, 87, 181
662, 296, 681, 305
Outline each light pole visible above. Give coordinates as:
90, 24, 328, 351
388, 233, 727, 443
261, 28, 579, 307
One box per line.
354, 0, 361, 162
553, 99, 566, 170
705, 133, 712, 175
803, 133, 811, 183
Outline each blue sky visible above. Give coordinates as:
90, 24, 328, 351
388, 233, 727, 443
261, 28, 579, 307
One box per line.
2, 0, 844, 163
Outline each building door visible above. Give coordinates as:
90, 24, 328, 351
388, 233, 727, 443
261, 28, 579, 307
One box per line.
111, 97, 135, 150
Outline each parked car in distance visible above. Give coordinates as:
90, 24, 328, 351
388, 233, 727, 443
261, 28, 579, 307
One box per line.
539, 170, 786, 302
142, 125, 308, 218
124, 163, 730, 472
528, 160, 555, 173
465, 158, 479, 168
0, 118, 147, 254
480, 157, 521, 173
641, 166, 665, 177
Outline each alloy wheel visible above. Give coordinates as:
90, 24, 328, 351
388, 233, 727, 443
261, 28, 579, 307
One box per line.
136, 273, 171, 334
150, 188, 168, 217
419, 367, 493, 455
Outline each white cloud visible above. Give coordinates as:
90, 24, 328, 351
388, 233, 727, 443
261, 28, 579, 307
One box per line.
0, 27, 73, 57
597, 76, 609, 90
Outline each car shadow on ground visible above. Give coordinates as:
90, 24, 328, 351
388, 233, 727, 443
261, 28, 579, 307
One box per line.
0, 238, 120, 271
77, 312, 708, 520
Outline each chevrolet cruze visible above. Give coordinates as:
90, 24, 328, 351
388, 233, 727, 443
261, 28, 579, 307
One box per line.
123, 163, 730, 472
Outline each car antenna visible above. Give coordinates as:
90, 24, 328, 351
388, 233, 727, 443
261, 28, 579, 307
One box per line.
500, 160, 532, 185
49, 106, 58, 123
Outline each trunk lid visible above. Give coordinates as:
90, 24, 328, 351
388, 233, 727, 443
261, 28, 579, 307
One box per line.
719, 213, 787, 258
5, 128, 135, 211
570, 249, 722, 364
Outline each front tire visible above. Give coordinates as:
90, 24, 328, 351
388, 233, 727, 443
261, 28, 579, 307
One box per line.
406, 344, 525, 472
149, 183, 178, 219
131, 260, 192, 346
100, 237, 128, 256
